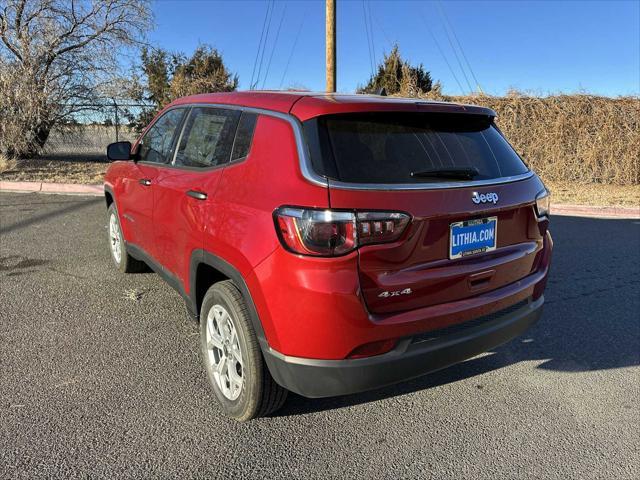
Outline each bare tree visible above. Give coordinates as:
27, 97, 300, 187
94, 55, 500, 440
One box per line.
0, 0, 152, 156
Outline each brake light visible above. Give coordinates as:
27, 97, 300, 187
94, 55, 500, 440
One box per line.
356, 211, 411, 246
274, 207, 410, 257
275, 208, 357, 256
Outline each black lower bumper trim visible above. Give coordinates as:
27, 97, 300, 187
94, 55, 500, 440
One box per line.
262, 296, 544, 398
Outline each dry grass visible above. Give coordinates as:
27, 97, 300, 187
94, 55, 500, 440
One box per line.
545, 180, 639, 208
0, 153, 18, 174
420, 92, 640, 186
0, 157, 107, 184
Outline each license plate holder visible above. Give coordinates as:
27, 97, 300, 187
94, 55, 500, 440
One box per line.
449, 216, 497, 260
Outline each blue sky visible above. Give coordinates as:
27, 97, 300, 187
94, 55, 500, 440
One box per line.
149, 0, 640, 96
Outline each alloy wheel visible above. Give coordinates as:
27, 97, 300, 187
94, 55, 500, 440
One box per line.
109, 213, 122, 264
206, 304, 244, 401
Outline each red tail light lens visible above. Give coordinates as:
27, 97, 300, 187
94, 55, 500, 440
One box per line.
356, 211, 411, 246
275, 208, 357, 256
274, 207, 410, 257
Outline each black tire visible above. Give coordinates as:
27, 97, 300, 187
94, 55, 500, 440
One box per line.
107, 203, 147, 273
199, 280, 287, 421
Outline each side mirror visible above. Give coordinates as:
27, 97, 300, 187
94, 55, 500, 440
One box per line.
107, 141, 133, 161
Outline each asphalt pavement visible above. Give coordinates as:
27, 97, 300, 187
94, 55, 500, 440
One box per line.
1, 192, 638, 479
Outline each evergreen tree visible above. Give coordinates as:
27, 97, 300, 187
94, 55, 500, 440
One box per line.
358, 45, 433, 97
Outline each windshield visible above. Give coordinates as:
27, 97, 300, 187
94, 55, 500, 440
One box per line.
303, 112, 529, 184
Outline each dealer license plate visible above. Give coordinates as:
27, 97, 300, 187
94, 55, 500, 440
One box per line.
449, 217, 497, 260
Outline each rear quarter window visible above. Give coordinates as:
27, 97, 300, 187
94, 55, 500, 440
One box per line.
231, 112, 258, 161
303, 112, 529, 184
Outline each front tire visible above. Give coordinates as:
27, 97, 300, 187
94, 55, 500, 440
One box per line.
107, 204, 146, 273
200, 280, 287, 421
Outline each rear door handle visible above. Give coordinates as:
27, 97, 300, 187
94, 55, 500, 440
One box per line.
186, 190, 207, 200
138, 178, 151, 186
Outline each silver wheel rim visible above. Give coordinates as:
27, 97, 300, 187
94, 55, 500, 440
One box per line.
109, 212, 122, 264
206, 304, 244, 401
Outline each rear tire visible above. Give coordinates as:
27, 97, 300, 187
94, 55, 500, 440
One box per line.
200, 280, 287, 421
107, 204, 147, 273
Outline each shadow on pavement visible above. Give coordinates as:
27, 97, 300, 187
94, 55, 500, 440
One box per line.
0, 196, 102, 234
277, 216, 640, 416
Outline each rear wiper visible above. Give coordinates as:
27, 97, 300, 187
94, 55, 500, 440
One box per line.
410, 167, 480, 180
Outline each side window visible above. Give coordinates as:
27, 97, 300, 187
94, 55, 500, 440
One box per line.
231, 112, 258, 161
138, 109, 185, 164
174, 108, 240, 168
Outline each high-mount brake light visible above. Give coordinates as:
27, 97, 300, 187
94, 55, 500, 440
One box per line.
274, 208, 410, 257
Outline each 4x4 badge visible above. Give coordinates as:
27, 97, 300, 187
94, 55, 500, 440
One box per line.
378, 288, 413, 298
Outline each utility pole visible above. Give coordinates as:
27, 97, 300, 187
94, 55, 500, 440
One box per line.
326, 0, 336, 92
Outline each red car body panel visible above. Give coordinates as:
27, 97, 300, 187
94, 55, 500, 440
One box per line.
252, 237, 550, 359
104, 91, 552, 383
203, 115, 329, 279
290, 94, 495, 121
152, 165, 219, 291
330, 174, 548, 315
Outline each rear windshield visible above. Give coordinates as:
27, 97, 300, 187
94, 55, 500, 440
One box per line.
303, 112, 528, 184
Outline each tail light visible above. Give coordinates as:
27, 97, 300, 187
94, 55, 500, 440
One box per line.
275, 208, 356, 256
274, 207, 410, 257
356, 211, 411, 246
535, 189, 551, 218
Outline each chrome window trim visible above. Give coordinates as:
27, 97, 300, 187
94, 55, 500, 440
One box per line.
147, 102, 533, 190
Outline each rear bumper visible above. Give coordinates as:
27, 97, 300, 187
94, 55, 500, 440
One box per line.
263, 295, 544, 398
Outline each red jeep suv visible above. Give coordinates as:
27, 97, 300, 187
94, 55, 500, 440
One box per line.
104, 91, 552, 421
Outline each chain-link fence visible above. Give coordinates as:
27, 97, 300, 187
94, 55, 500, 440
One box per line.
40, 102, 156, 161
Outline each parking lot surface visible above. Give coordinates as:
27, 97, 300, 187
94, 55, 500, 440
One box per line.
1, 192, 639, 479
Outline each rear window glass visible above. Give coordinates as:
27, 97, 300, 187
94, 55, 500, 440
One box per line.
303, 112, 528, 184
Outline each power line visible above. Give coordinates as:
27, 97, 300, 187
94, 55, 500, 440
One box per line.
254, 0, 275, 90
419, 10, 467, 95
279, 10, 306, 89
370, 4, 394, 48
432, 2, 474, 94
436, 0, 483, 94
250, 1, 272, 90
279, 10, 306, 90
262, 3, 287, 89
362, 0, 374, 77
366, 1, 376, 69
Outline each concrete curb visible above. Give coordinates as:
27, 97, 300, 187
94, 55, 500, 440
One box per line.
1, 180, 638, 219
551, 204, 640, 219
0, 180, 102, 196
